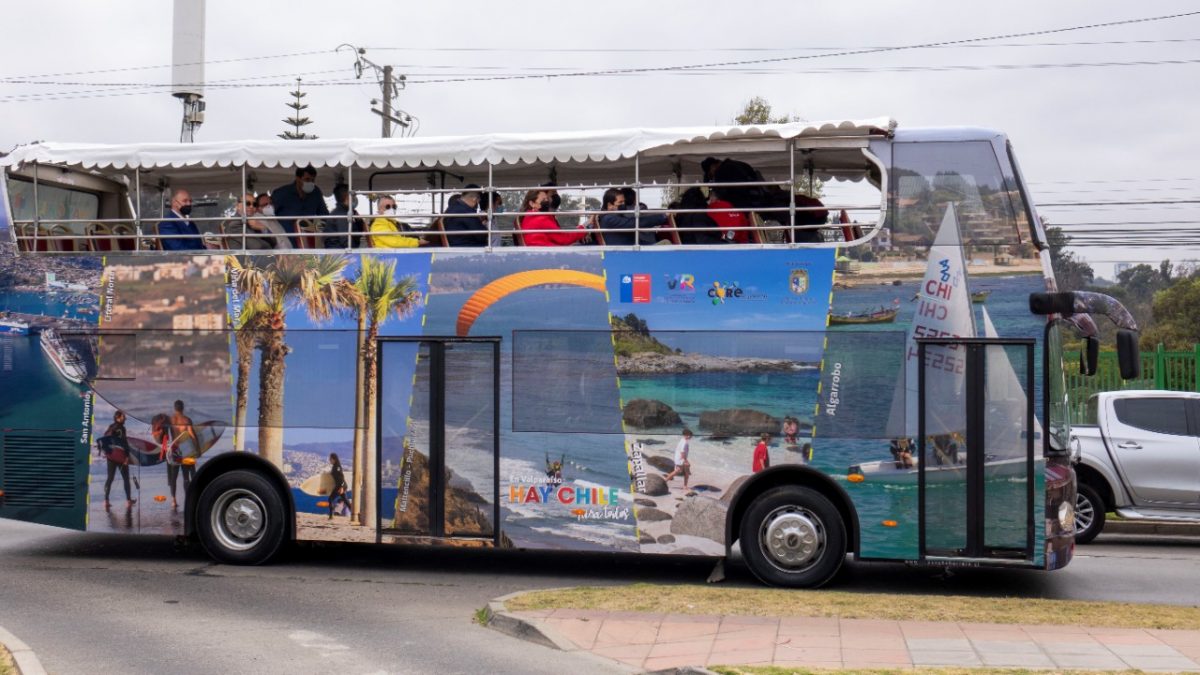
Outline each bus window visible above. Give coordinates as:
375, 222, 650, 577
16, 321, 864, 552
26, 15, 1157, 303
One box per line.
8, 178, 99, 252
889, 141, 1031, 255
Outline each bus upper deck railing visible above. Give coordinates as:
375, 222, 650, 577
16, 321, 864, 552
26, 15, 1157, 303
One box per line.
8, 177, 885, 253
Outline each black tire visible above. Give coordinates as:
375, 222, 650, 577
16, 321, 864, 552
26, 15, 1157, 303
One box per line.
196, 469, 287, 565
739, 486, 846, 588
1074, 482, 1106, 545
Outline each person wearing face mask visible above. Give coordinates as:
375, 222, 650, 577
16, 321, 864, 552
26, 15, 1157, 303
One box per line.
369, 196, 423, 248
158, 189, 205, 251
327, 183, 365, 248
442, 184, 488, 247
270, 165, 329, 243
241, 193, 291, 250
519, 189, 587, 246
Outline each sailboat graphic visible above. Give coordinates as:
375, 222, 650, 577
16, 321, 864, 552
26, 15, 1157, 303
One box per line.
848, 204, 1029, 483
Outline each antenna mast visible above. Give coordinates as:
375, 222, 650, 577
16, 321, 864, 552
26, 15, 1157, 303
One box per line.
172, 0, 207, 142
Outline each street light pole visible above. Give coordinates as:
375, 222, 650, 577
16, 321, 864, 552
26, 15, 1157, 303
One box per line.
381, 65, 393, 138
338, 44, 414, 139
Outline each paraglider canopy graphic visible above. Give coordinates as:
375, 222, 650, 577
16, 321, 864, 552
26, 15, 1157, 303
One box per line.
456, 270, 607, 336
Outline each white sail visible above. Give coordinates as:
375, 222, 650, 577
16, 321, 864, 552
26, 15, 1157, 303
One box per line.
979, 307, 1042, 461
884, 203, 976, 439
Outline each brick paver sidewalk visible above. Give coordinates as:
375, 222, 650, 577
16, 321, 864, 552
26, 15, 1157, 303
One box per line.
507, 609, 1200, 672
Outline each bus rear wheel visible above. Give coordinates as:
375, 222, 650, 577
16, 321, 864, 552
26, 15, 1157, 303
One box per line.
739, 486, 846, 588
196, 469, 287, 565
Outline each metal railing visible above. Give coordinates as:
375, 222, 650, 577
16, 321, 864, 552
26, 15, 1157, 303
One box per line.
1064, 343, 1200, 423
8, 145, 888, 254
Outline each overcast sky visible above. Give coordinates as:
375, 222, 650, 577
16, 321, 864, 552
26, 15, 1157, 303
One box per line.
2, 1, 1197, 277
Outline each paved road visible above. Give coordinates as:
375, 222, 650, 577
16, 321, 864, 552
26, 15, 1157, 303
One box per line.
1, 520, 1198, 674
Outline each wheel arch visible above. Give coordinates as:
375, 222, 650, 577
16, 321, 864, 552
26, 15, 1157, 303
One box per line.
1074, 462, 1114, 511
185, 452, 295, 541
725, 466, 859, 556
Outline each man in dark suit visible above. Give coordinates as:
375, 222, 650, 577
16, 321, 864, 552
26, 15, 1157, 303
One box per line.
157, 189, 204, 251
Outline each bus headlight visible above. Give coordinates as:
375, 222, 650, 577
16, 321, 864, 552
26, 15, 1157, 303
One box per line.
1058, 500, 1075, 530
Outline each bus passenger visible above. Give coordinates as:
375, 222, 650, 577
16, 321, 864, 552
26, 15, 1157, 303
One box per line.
672, 187, 724, 245
443, 184, 488, 247
158, 189, 204, 251
234, 194, 288, 250
327, 183, 365, 249
519, 190, 587, 246
599, 188, 665, 246
248, 193, 292, 249
270, 165, 329, 239
483, 191, 505, 247
369, 197, 423, 248
708, 188, 752, 243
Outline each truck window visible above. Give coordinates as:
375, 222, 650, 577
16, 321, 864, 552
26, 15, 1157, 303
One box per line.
1113, 398, 1188, 436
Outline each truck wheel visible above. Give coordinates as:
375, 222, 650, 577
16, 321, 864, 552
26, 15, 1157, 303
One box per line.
1074, 482, 1106, 545
739, 486, 846, 588
196, 469, 287, 565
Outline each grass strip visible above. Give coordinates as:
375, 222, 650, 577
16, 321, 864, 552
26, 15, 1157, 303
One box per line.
710, 662, 1142, 667
0, 643, 13, 675
507, 584, 1200, 630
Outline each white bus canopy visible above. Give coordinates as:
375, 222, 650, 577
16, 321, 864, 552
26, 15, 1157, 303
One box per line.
1, 118, 894, 190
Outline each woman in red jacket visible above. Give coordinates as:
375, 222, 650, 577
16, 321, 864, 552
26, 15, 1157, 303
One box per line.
519, 189, 588, 246
752, 433, 771, 473
708, 187, 752, 244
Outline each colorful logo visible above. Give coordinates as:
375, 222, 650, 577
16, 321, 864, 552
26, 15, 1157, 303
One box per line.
619, 274, 652, 303
665, 274, 695, 292
789, 269, 809, 295
707, 281, 744, 305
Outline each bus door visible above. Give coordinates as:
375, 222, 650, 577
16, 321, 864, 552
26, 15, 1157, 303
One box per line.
377, 338, 500, 544
917, 338, 1036, 562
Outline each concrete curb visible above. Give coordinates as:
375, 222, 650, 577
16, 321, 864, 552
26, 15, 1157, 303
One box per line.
1103, 520, 1200, 537
0, 625, 47, 675
481, 590, 645, 674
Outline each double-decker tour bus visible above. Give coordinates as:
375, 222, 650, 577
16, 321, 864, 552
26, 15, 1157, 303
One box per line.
0, 119, 1140, 587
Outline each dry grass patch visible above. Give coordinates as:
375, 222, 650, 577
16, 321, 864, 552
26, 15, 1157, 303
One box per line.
710, 662, 1142, 667
0, 644, 13, 675
507, 584, 1200, 630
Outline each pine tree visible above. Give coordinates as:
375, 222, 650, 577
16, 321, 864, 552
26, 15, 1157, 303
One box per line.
279, 77, 317, 140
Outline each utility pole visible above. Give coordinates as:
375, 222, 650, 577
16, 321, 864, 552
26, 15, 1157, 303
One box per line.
381, 65, 393, 138
338, 44, 415, 138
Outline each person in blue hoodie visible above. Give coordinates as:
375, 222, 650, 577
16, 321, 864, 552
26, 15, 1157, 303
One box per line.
157, 189, 204, 250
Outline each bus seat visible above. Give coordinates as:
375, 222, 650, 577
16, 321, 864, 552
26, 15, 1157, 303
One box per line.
111, 222, 137, 251
86, 222, 113, 252
511, 216, 526, 246
295, 218, 320, 249
662, 214, 683, 245
586, 214, 605, 246
431, 218, 450, 247
749, 212, 766, 244
46, 223, 72, 252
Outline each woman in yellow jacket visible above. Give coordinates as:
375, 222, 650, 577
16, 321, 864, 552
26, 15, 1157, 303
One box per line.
369, 196, 423, 248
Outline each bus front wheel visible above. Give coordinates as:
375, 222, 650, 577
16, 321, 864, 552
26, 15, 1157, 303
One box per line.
739, 486, 846, 588
196, 469, 287, 565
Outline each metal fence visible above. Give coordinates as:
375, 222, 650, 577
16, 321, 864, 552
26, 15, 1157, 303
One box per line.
1065, 344, 1200, 424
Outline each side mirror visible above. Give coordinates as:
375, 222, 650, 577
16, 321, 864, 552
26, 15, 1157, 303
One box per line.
1080, 336, 1099, 376
1117, 330, 1140, 380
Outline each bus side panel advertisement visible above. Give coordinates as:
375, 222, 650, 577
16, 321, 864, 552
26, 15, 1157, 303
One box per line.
0, 211, 99, 529
88, 255, 231, 534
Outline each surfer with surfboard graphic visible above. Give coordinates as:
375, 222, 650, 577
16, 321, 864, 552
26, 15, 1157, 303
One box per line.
96, 410, 136, 510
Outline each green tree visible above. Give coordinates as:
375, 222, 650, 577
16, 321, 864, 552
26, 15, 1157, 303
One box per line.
1142, 274, 1200, 349
279, 77, 318, 140
1044, 225, 1094, 291
732, 96, 821, 198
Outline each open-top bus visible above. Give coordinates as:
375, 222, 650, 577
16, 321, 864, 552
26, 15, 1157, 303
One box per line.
0, 119, 1139, 587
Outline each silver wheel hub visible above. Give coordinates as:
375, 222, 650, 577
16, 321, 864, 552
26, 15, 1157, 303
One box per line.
211, 489, 267, 552
760, 507, 824, 571
1075, 492, 1094, 533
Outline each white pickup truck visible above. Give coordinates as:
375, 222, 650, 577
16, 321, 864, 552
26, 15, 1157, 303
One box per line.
1071, 390, 1200, 543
